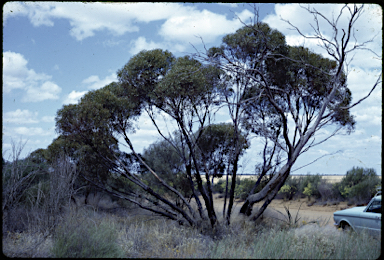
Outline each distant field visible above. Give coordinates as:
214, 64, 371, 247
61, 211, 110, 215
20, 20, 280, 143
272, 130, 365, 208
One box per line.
213, 174, 381, 184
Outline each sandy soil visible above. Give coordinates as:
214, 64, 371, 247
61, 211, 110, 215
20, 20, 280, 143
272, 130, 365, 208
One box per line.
253, 199, 349, 227
210, 197, 352, 227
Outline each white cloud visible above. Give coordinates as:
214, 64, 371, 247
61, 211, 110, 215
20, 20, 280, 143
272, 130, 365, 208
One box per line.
351, 106, 382, 126
82, 75, 100, 84
3, 51, 36, 92
82, 73, 117, 90
159, 9, 253, 45
4, 2, 254, 46
217, 3, 239, 8
63, 72, 117, 105
63, 90, 88, 105
129, 37, 168, 55
3, 2, 29, 25
23, 81, 62, 102
3, 51, 62, 102
3, 2, 188, 41
3, 109, 39, 124
347, 67, 382, 102
41, 116, 55, 123
123, 111, 179, 153
6, 127, 51, 137
317, 149, 330, 155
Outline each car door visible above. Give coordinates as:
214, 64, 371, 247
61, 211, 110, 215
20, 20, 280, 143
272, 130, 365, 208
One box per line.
358, 198, 381, 235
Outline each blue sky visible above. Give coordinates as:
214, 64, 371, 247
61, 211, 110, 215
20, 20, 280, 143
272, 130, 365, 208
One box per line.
2, 2, 382, 175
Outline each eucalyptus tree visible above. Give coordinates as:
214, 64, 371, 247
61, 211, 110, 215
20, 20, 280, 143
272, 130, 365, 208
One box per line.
55, 51, 225, 227
196, 4, 380, 220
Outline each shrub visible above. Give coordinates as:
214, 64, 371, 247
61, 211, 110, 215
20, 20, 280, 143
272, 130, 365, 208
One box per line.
299, 174, 322, 198
213, 178, 225, 194
317, 181, 341, 201
303, 183, 314, 200
51, 210, 124, 258
338, 167, 380, 203
234, 178, 256, 200
278, 184, 297, 200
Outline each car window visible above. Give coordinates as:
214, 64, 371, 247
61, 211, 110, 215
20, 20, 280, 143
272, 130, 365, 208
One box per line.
366, 199, 381, 213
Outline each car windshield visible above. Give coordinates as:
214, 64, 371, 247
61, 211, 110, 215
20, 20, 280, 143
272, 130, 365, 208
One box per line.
366, 199, 381, 213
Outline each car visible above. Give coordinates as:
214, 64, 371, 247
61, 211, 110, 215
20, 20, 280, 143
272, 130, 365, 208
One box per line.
333, 192, 381, 237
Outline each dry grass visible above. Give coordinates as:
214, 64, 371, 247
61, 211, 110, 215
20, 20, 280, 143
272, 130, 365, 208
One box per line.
2, 205, 381, 259
3, 231, 54, 257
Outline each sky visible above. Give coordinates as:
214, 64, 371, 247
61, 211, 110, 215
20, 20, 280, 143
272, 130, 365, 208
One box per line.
2, 2, 382, 176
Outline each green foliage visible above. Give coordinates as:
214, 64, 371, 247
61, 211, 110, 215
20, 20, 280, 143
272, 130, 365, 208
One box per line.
55, 82, 140, 184
286, 46, 353, 130
51, 212, 124, 258
213, 178, 226, 194
142, 137, 192, 199
197, 123, 249, 178
298, 174, 323, 198
338, 167, 380, 202
303, 183, 314, 199
234, 178, 256, 200
279, 184, 297, 200
117, 49, 175, 107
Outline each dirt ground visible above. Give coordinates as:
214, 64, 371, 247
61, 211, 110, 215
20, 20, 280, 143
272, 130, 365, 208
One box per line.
253, 199, 350, 227
211, 197, 352, 227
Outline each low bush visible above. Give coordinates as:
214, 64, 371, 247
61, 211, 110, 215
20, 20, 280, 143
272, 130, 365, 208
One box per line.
51, 209, 124, 258
317, 181, 341, 201
234, 178, 256, 200
338, 167, 380, 203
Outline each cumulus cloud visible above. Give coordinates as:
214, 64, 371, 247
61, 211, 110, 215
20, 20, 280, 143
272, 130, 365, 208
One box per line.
63, 90, 88, 105
4, 126, 51, 137
351, 106, 382, 126
23, 81, 61, 102
62, 72, 117, 105
159, 9, 253, 45
346, 67, 382, 102
82, 72, 118, 90
3, 109, 39, 124
3, 51, 62, 102
3, 2, 187, 41
4, 2, 254, 46
129, 37, 167, 55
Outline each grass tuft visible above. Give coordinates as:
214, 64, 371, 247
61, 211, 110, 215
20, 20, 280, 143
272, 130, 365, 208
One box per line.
51, 209, 124, 258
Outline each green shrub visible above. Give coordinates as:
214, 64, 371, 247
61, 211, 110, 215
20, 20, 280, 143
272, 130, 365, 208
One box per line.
235, 178, 256, 200
279, 184, 297, 200
51, 211, 124, 258
338, 167, 380, 202
213, 178, 226, 194
303, 182, 314, 200
299, 174, 322, 198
